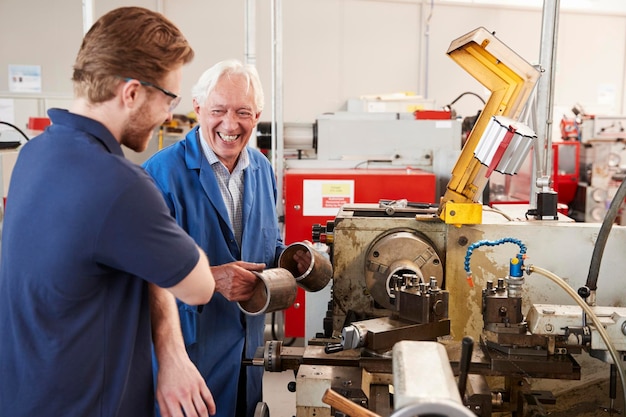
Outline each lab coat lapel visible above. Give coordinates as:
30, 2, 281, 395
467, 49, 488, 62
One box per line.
185, 129, 232, 228
242, 148, 257, 241
199, 160, 232, 227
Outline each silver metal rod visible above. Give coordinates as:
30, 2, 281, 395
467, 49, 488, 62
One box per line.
244, 0, 257, 67
533, 0, 560, 206
271, 0, 285, 222
81, 0, 94, 35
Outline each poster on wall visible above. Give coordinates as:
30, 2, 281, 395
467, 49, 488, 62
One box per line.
303, 179, 355, 216
0, 99, 15, 124
8, 65, 42, 93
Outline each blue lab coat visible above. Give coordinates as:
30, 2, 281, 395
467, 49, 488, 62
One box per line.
143, 127, 285, 417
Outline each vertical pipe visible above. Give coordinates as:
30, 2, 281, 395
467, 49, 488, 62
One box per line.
245, 0, 258, 149
417, 2, 424, 97
422, 0, 434, 99
621, 25, 626, 114
271, 0, 286, 340
533, 0, 560, 206
82, 0, 94, 35
245, 0, 257, 67
271, 0, 285, 223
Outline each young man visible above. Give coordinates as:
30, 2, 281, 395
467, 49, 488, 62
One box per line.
143, 60, 284, 417
0, 7, 216, 417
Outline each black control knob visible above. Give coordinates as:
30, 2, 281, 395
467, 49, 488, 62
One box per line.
578, 286, 591, 300
312, 223, 324, 243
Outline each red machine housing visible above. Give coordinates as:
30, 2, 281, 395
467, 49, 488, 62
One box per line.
552, 140, 580, 206
282, 167, 437, 337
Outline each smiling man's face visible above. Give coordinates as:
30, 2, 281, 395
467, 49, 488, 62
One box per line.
196, 73, 261, 172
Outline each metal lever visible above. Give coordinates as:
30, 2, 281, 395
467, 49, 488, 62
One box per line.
458, 336, 474, 399
601, 364, 622, 416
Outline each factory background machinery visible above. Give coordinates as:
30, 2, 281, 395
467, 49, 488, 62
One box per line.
1, 2, 625, 416
568, 112, 626, 224
254, 202, 625, 416
257, 111, 461, 339
249, 8, 626, 416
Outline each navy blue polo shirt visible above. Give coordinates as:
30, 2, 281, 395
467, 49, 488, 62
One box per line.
0, 109, 200, 416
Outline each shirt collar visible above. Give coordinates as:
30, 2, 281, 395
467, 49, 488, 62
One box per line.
47, 108, 125, 157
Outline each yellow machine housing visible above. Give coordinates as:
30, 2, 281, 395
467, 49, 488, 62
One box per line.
439, 27, 540, 224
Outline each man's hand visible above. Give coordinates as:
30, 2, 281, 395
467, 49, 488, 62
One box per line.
156, 353, 216, 417
150, 284, 216, 417
292, 247, 312, 276
212, 261, 266, 301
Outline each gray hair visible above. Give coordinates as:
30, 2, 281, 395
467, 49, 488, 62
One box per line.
191, 59, 264, 112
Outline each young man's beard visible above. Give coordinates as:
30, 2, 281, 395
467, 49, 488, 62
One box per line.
121, 102, 158, 153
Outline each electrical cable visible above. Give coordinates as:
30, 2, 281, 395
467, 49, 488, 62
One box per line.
444, 91, 486, 110
353, 159, 393, 169
526, 264, 626, 407
482, 205, 514, 221
0, 121, 30, 142
585, 177, 626, 291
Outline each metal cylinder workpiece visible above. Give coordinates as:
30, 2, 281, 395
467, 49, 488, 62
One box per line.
278, 242, 332, 292
237, 268, 298, 316
392, 341, 475, 417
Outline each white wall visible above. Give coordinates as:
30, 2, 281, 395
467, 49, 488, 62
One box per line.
0, 0, 625, 129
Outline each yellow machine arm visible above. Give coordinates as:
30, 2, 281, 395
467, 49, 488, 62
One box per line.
438, 27, 540, 224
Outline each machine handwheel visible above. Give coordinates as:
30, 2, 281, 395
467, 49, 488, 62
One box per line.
253, 401, 270, 417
